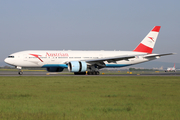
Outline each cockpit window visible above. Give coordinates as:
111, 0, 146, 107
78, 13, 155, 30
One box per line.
8, 56, 14, 58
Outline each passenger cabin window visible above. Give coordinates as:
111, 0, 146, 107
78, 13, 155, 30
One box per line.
8, 56, 14, 58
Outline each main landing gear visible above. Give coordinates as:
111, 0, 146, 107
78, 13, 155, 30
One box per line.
74, 71, 100, 75
85, 65, 100, 75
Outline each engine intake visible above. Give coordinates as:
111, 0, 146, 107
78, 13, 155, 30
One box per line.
68, 61, 87, 72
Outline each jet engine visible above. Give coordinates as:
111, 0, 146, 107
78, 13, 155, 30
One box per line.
46, 67, 64, 72
68, 61, 87, 72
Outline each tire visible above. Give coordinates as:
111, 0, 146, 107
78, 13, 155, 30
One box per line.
97, 71, 100, 75
18, 71, 23, 75
87, 71, 99, 75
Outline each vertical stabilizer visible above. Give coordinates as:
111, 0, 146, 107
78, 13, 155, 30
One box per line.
133, 26, 161, 53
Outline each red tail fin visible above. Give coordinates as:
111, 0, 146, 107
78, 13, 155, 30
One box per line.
133, 26, 161, 53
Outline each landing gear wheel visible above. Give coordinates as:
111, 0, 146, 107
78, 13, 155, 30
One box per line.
88, 71, 92, 75
87, 71, 99, 75
96, 71, 100, 75
18, 71, 23, 75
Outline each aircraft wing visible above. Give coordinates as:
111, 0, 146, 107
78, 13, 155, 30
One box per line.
85, 54, 146, 63
64, 54, 146, 66
144, 53, 175, 58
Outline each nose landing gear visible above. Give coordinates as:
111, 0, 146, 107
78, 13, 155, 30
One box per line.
16, 66, 23, 75
18, 70, 23, 75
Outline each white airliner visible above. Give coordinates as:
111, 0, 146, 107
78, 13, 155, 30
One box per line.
165, 63, 176, 72
4, 26, 174, 75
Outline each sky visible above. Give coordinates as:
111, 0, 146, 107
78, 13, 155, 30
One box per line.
0, 0, 180, 63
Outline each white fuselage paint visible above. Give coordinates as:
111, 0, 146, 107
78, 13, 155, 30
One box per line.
4, 50, 155, 68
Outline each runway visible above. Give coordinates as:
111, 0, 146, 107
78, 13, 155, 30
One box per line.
0, 71, 180, 76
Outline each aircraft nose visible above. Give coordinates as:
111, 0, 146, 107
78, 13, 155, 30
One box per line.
4, 58, 14, 65
4, 58, 8, 63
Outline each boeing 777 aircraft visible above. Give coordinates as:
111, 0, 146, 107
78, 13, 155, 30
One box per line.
4, 26, 174, 75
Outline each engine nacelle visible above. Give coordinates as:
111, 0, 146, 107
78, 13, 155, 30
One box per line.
68, 61, 87, 72
46, 67, 64, 72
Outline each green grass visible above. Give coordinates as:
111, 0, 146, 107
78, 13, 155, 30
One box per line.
0, 76, 179, 120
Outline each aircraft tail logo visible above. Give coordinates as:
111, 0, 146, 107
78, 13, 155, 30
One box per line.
148, 37, 154, 42
133, 26, 161, 54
